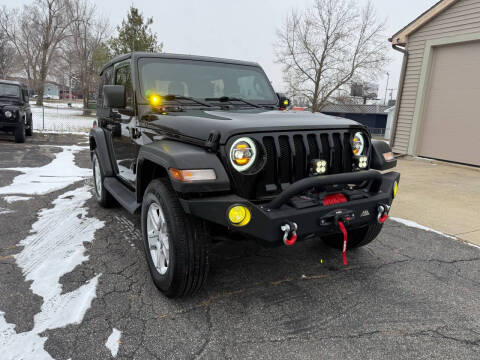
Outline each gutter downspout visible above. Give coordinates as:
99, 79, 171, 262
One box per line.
389, 43, 408, 151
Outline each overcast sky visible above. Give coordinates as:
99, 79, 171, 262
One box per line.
3, 0, 439, 101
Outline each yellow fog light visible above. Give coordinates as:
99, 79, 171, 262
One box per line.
228, 205, 251, 227
393, 181, 399, 198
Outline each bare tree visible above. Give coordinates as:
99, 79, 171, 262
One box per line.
0, 0, 73, 105
66, 0, 109, 111
275, 0, 389, 112
0, 33, 19, 79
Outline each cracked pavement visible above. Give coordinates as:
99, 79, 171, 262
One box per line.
0, 134, 479, 359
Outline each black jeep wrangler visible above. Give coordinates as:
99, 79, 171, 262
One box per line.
0, 80, 33, 143
90, 52, 400, 298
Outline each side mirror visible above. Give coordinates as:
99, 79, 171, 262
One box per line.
103, 85, 125, 108
277, 93, 290, 110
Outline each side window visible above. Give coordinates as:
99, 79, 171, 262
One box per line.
115, 65, 133, 108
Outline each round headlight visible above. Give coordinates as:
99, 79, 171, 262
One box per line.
352, 132, 366, 155
230, 137, 257, 172
4, 110, 12, 118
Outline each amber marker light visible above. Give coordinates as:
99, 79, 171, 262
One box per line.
169, 168, 216, 182
148, 93, 162, 107
383, 152, 395, 161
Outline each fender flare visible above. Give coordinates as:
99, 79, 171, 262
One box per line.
137, 139, 230, 195
370, 139, 397, 170
89, 127, 115, 176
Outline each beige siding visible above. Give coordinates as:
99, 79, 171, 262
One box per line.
393, 0, 480, 153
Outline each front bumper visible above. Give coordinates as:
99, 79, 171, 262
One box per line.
0, 120, 20, 129
180, 170, 400, 244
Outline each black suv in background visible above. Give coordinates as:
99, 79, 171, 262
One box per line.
90, 52, 400, 298
0, 80, 33, 143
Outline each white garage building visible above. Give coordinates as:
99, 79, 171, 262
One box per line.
390, 0, 480, 166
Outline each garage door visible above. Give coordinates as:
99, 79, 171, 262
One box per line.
417, 41, 480, 166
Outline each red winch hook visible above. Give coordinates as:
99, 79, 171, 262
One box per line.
281, 222, 298, 246
338, 220, 348, 266
377, 204, 390, 224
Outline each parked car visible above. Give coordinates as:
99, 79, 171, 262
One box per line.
0, 80, 33, 143
90, 52, 400, 298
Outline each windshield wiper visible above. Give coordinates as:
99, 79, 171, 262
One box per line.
204, 96, 261, 108
162, 94, 213, 107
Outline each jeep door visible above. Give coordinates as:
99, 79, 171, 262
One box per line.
100, 60, 140, 187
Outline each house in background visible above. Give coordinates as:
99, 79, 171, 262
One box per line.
390, 0, 480, 166
321, 104, 389, 136
43, 82, 60, 99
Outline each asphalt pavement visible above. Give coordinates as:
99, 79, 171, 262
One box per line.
0, 133, 479, 360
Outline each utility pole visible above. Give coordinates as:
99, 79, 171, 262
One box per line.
384, 72, 390, 105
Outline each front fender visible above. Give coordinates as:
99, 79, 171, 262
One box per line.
370, 140, 397, 170
137, 139, 230, 194
89, 127, 115, 176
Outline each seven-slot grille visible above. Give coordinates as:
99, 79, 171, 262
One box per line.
250, 130, 354, 197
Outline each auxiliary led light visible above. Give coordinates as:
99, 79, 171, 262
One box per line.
312, 159, 327, 175
358, 156, 368, 169
228, 205, 251, 227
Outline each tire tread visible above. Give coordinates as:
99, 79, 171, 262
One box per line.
143, 178, 208, 298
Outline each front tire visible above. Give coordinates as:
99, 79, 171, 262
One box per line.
322, 223, 383, 249
141, 178, 209, 298
92, 151, 114, 207
14, 122, 25, 143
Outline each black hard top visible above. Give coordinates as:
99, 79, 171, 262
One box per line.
0, 79, 24, 87
100, 52, 260, 75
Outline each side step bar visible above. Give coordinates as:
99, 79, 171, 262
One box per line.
104, 177, 141, 214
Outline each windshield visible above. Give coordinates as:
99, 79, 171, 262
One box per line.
138, 58, 277, 104
0, 83, 20, 98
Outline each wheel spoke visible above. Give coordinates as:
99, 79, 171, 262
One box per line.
146, 202, 169, 275
148, 208, 160, 231
157, 244, 165, 270
148, 230, 158, 248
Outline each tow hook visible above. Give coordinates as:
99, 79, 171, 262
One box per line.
377, 204, 391, 224
281, 221, 298, 246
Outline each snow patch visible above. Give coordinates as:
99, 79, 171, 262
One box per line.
3, 196, 32, 203
0, 145, 91, 195
105, 328, 122, 357
0, 186, 104, 359
0, 207, 14, 215
35, 129, 89, 135
31, 104, 94, 133
390, 217, 456, 240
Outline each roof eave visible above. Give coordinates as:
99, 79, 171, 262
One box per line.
389, 0, 459, 45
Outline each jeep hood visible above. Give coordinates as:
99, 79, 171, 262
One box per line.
146, 109, 364, 144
